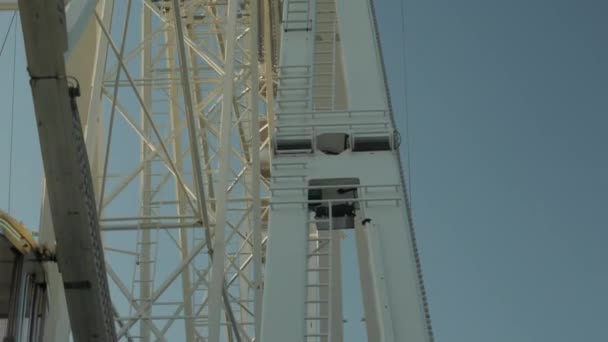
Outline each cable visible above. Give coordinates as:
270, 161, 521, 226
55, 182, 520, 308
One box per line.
369, 0, 435, 339
399, 0, 413, 201
0, 11, 16, 57
7, 13, 17, 214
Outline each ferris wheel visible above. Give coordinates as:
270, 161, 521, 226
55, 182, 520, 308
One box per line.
1, 1, 433, 341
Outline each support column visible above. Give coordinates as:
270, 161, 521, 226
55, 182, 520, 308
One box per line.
260, 204, 309, 341
208, 0, 240, 340
165, 29, 196, 342
354, 218, 380, 341
139, 3, 153, 341
249, 1, 264, 339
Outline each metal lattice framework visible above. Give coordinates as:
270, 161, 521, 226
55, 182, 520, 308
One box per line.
57, 0, 277, 340
4, 0, 435, 340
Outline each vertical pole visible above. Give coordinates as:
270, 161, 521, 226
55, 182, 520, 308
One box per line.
330, 230, 343, 342
165, 29, 196, 342
262, 0, 275, 137
328, 205, 334, 342
86, 0, 114, 202
208, 0, 239, 340
249, 0, 263, 339
169, 0, 241, 338
140, 3, 153, 341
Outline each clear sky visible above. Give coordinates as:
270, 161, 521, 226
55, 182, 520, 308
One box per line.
377, 0, 608, 341
2, 1, 608, 341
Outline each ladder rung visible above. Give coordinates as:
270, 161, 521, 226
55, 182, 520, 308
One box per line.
284, 19, 311, 23
275, 149, 313, 154
279, 86, 311, 91
277, 98, 310, 103
305, 316, 329, 320
278, 75, 312, 80
285, 27, 313, 32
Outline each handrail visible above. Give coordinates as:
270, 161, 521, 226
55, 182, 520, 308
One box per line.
276, 108, 389, 116
271, 183, 400, 191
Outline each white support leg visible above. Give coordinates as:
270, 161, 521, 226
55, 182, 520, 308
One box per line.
330, 231, 344, 341
260, 204, 309, 341
354, 218, 381, 341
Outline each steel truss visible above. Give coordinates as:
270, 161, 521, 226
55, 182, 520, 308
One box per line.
8, 0, 435, 340
53, 0, 276, 340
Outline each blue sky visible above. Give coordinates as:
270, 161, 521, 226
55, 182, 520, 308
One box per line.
377, 0, 608, 341
2, 0, 608, 341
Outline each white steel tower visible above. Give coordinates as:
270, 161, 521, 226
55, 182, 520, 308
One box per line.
260, 0, 432, 341
6, 0, 433, 341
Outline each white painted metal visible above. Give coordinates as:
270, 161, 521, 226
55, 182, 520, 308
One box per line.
248, 1, 264, 339
354, 218, 381, 341
207, 0, 239, 339
139, 2, 154, 341
87, 1, 273, 340
18, 0, 117, 340
261, 0, 432, 341
11, 0, 434, 340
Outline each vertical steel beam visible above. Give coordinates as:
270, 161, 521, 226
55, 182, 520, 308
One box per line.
249, 1, 264, 339
262, 0, 275, 137
83, 0, 113, 201
169, 0, 210, 226
208, 0, 240, 340
330, 231, 344, 341
354, 219, 381, 341
168, 0, 241, 340
165, 28, 196, 342
19, 1, 117, 339
140, 2, 153, 341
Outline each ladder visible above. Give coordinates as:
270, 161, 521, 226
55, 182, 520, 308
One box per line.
284, 0, 313, 32
131, 195, 159, 310
313, 0, 338, 111
304, 216, 334, 341
275, 66, 315, 154
276, 65, 313, 112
